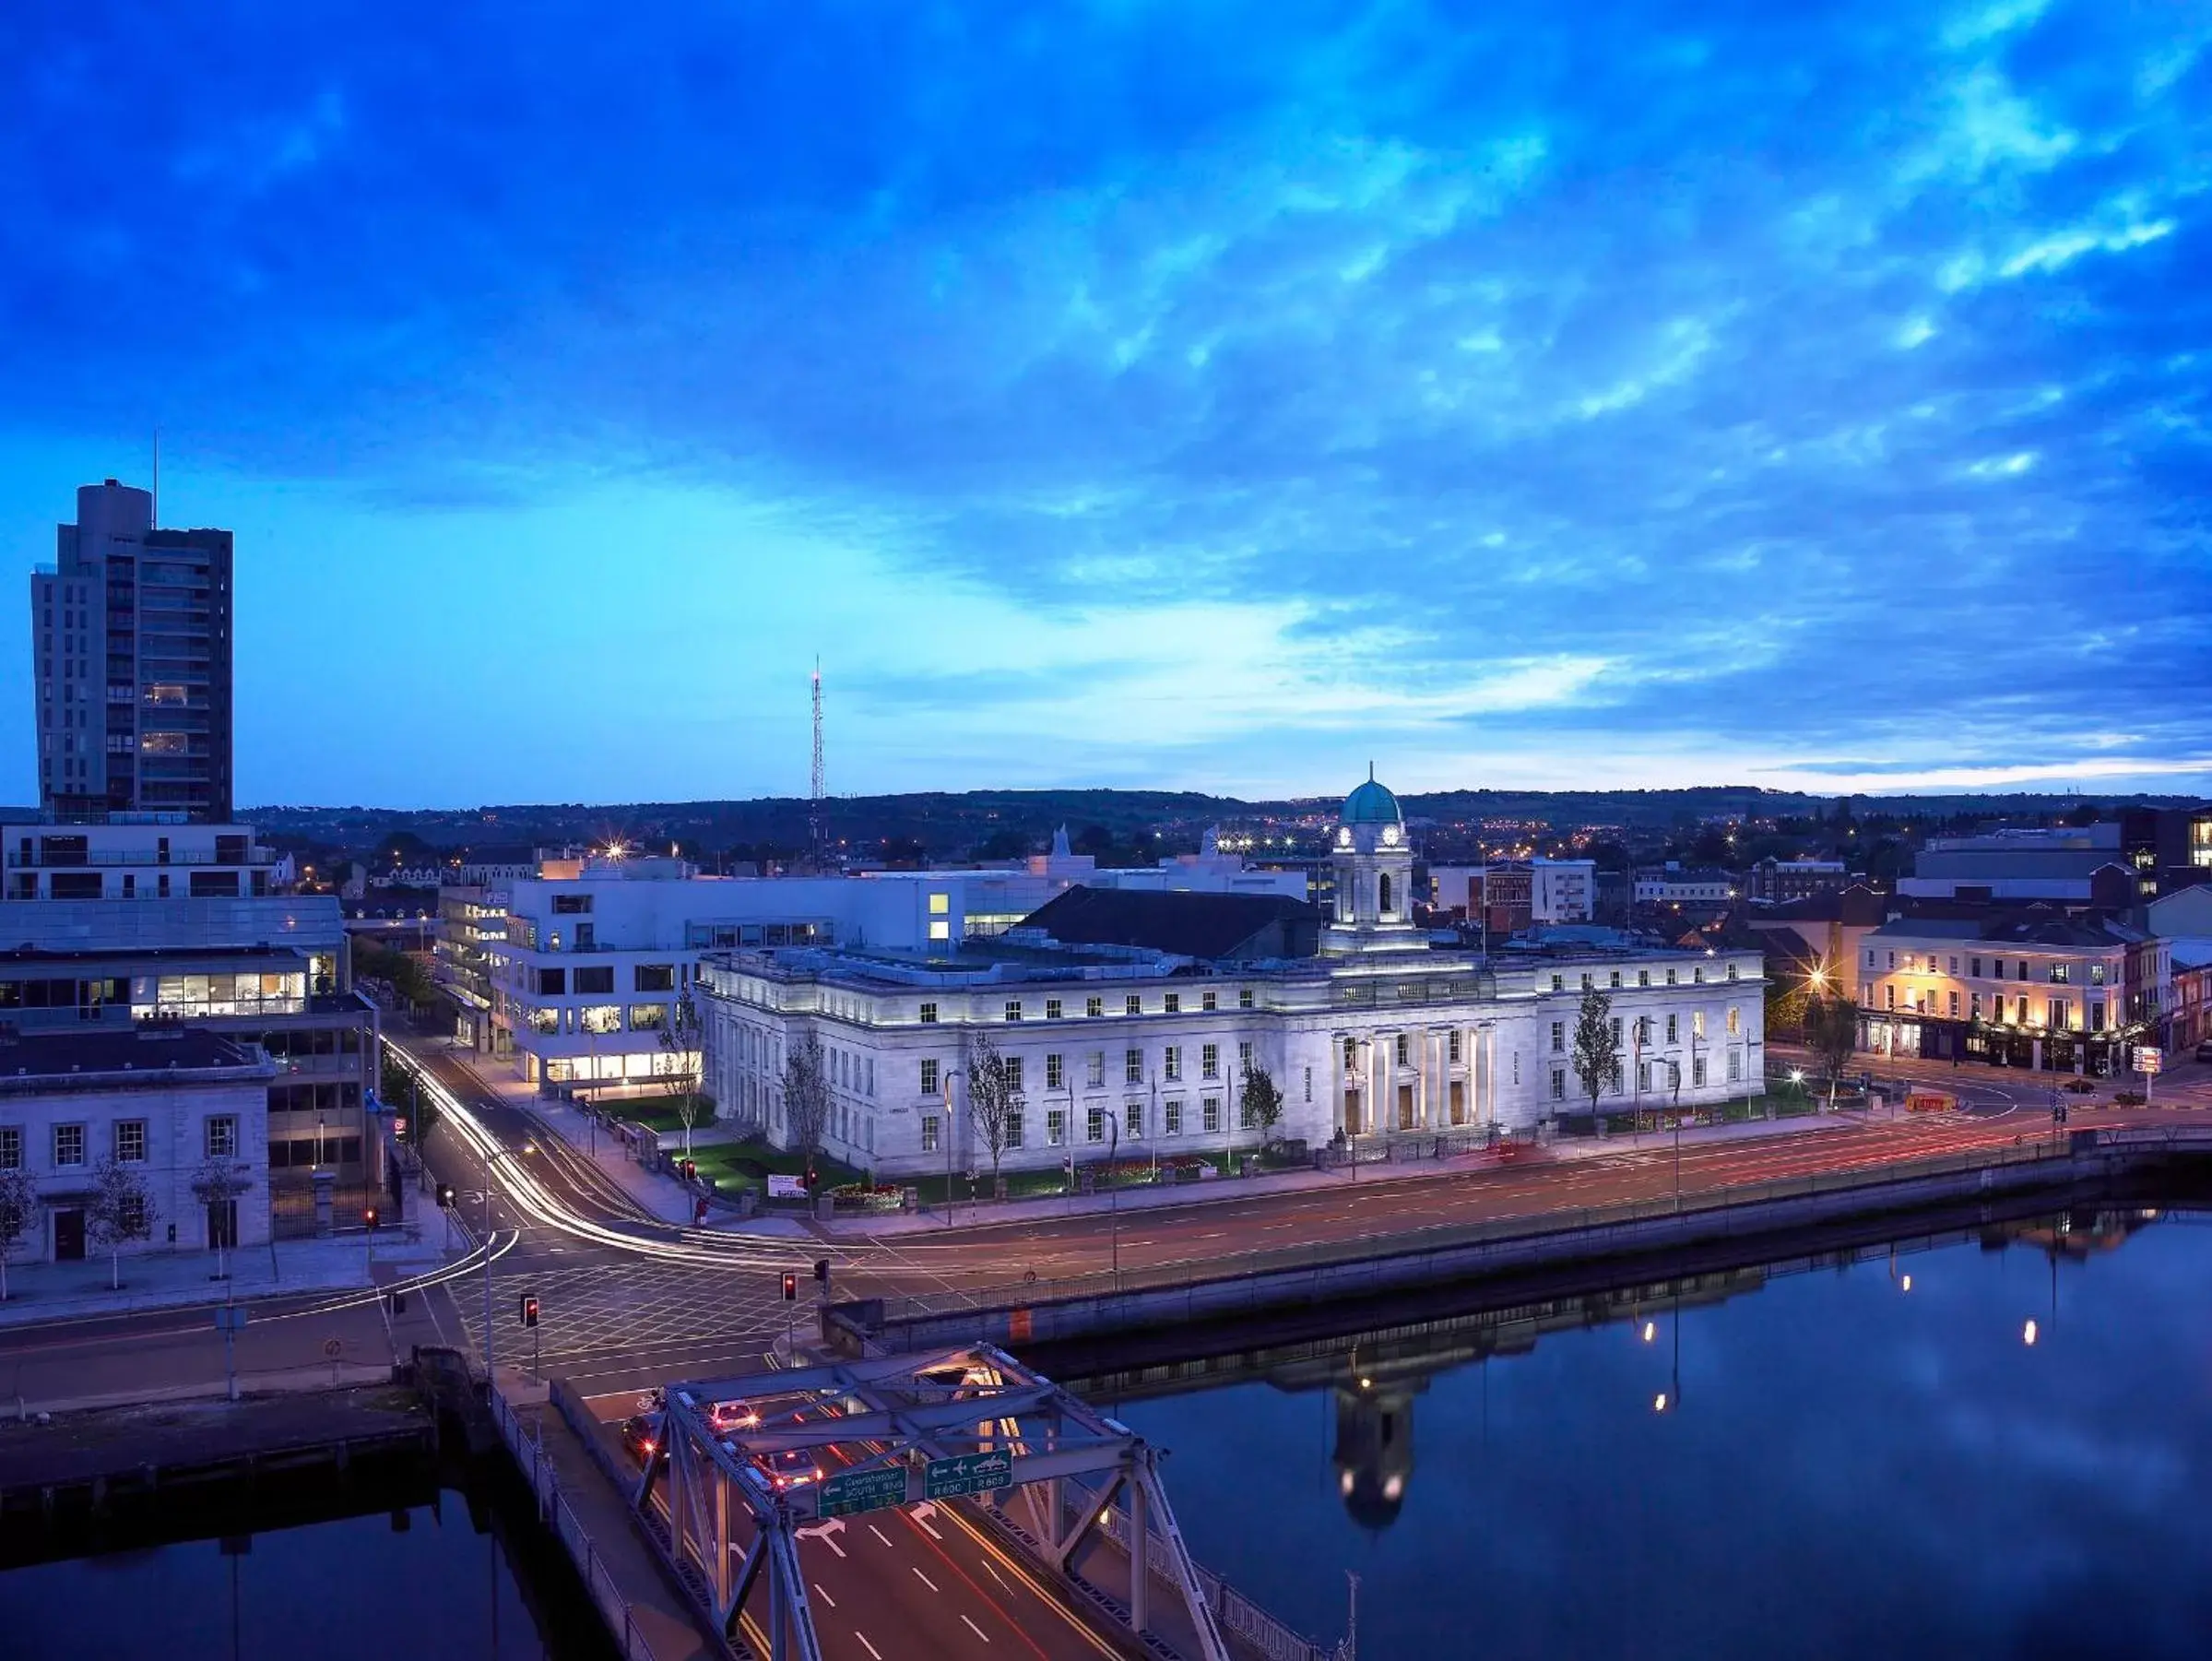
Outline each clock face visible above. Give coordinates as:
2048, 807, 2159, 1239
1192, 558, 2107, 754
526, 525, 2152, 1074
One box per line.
1338, 827, 1353, 848
1382, 825, 1401, 847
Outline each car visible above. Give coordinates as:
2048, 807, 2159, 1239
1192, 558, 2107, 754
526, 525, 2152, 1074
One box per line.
753, 1446, 825, 1490
621, 1413, 667, 1468
706, 1399, 762, 1434
2195, 1039, 2212, 1064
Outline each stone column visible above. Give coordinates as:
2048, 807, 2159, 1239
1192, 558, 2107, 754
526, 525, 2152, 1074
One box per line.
1330, 1030, 1346, 1137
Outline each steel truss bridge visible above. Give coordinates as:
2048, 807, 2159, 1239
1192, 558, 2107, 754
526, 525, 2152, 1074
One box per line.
635, 1343, 1235, 1661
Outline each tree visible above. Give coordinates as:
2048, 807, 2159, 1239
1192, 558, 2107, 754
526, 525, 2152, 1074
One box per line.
87, 1155, 157, 1291
0, 1166, 37, 1301
780, 1035, 831, 1169
657, 991, 709, 1157
1804, 995, 1861, 1111
962, 1030, 1020, 1193
1238, 1063, 1285, 1150
189, 1157, 255, 1281
1570, 986, 1620, 1133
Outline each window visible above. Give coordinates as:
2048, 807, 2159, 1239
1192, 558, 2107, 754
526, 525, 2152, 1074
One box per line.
1395, 1034, 1410, 1065
53, 1122, 87, 1167
1238, 1040, 1254, 1075
1638, 969, 1651, 987
1201, 1043, 1219, 1078
630, 1004, 667, 1030
1164, 992, 1181, 1014
1006, 1057, 1024, 1093
1126, 1100, 1143, 1138
1046, 999, 1063, 1021
2049, 998, 2069, 1030
1238, 989, 1254, 1010
1693, 967, 1705, 985
2015, 996, 2029, 1025
574, 966, 614, 995
1887, 952, 1896, 970
2016, 961, 2028, 982
1726, 1006, 1741, 1037
920, 1114, 940, 1154
1164, 1046, 1182, 1082
1006, 1109, 1025, 1149
1449, 1030, 1462, 1062
1125, 1048, 1143, 1085
1004, 1001, 1023, 1023
1202, 1096, 1222, 1133
113, 1120, 148, 1163
1692, 1055, 1708, 1087
2090, 964, 2107, 985
1609, 970, 1622, 989
1125, 994, 1142, 1015
1885, 985, 1896, 1011
921, 1059, 940, 1095
918, 1002, 940, 1026
1727, 1051, 1742, 1082
1726, 963, 1739, 981
1087, 1106, 1106, 1144
1047, 1109, 1066, 1146
1165, 1099, 1184, 1134
1550, 1021, 1565, 1052
2090, 1000, 2106, 1032
0, 1126, 18, 1169
1305, 1066, 1313, 1101
1666, 1014, 1679, 1042
1086, 1051, 1105, 1088
1549, 1069, 1566, 1101
1610, 1016, 1623, 1046
1970, 957, 1983, 979
1691, 1011, 1705, 1040
1666, 967, 1678, 986
552, 894, 592, 914
1551, 975, 1564, 992
2049, 964, 2070, 984
929, 892, 950, 915
929, 920, 951, 943
1343, 1036, 1357, 1069
1047, 1053, 1064, 1090
635, 965, 676, 992
1948, 991, 1960, 1018
1086, 996, 1104, 1018
1581, 974, 1594, 991
535, 967, 566, 996
1201, 991, 1218, 1012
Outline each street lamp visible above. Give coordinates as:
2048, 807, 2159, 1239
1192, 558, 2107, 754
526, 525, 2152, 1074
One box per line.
940, 1068, 962, 1229
1106, 1109, 1121, 1290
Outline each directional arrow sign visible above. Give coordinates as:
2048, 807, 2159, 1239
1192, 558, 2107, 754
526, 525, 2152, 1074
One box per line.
819, 1465, 907, 1518
924, 1450, 1013, 1500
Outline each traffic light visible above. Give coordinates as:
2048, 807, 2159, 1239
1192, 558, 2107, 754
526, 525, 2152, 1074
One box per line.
680, 1159, 696, 1181
364, 1205, 380, 1231
394, 1116, 409, 1143
519, 1294, 540, 1328
803, 1164, 819, 1192
812, 1258, 830, 1286
781, 1271, 798, 1302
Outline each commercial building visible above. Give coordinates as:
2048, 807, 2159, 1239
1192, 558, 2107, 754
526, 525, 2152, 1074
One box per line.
1633, 866, 1735, 910
1897, 825, 2135, 908
695, 775, 1767, 1180
29, 481, 234, 823
5, 818, 289, 903
2115, 806, 2212, 901
0, 890, 378, 1189
0, 1026, 276, 1264
1744, 858, 1850, 904
1855, 915, 2165, 1073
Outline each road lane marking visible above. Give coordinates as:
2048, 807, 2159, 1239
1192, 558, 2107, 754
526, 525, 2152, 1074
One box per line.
913, 1566, 940, 1592
797, 1518, 847, 1558
855, 1631, 882, 1659
910, 1500, 945, 1540
868, 1523, 895, 1548
962, 1614, 992, 1643
812, 1583, 836, 1608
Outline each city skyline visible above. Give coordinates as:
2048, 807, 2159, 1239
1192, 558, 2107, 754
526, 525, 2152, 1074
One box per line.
5, 2, 2209, 808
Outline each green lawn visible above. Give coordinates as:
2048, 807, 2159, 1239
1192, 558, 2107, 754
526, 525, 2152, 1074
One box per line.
687, 1141, 861, 1199
597, 1094, 716, 1136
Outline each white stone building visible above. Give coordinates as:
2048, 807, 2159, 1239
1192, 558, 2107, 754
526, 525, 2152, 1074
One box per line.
696, 777, 1766, 1180
0, 1026, 275, 1264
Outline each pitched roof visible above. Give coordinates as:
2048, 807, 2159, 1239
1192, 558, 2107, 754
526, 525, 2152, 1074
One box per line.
1022, 885, 1320, 960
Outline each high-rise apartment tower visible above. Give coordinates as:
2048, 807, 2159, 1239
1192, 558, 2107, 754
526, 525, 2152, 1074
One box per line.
30, 480, 234, 822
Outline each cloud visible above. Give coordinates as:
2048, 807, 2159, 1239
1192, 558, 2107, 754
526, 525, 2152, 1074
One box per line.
0, 0, 2207, 802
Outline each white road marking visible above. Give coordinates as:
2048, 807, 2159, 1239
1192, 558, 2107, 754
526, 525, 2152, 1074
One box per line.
910, 1501, 945, 1540
913, 1567, 940, 1592
796, 1518, 847, 1559
868, 1523, 895, 1548
961, 1614, 992, 1643
983, 1558, 1010, 1590
812, 1583, 836, 1608
855, 1631, 882, 1660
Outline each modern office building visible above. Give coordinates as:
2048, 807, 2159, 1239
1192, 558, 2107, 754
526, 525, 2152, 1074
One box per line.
695, 775, 1767, 1180
5, 818, 289, 902
1897, 825, 2135, 907
0, 1026, 276, 1264
29, 481, 234, 823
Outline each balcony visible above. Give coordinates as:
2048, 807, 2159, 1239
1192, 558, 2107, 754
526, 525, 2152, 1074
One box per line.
6, 845, 277, 869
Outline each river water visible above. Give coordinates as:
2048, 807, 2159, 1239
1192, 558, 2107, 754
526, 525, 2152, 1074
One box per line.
1112, 1209, 2212, 1661
0, 1472, 612, 1661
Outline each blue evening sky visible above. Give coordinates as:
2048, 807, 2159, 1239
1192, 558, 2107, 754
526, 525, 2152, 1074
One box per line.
4, 2, 2207, 808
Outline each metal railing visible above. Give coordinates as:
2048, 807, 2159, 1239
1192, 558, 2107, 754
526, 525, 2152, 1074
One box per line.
490, 1387, 668, 1661
1093, 1503, 1342, 1661
865, 1136, 2084, 1326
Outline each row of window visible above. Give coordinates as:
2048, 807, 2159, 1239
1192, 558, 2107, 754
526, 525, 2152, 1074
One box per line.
919, 1041, 1256, 1097
524, 1002, 669, 1036
1547, 1052, 1738, 1098
1340, 1030, 1474, 1068
0, 1115, 238, 1170
1548, 1009, 1744, 1050
1869, 949, 2108, 986
1547, 963, 1740, 992
532, 964, 679, 996
1873, 984, 2109, 1031
919, 987, 1259, 1025
917, 1094, 1260, 1152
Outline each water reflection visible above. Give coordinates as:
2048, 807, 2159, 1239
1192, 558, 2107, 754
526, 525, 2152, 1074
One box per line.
1098, 1206, 2208, 1659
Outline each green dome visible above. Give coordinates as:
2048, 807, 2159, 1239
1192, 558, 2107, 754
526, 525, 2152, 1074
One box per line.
1343, 773, 1402, 825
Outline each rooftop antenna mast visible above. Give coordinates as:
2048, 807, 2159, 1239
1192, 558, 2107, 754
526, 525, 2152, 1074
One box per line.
810, 658, 826, 868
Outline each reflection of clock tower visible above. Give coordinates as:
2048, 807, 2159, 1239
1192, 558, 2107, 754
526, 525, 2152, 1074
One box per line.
1322, 766, 1423, 955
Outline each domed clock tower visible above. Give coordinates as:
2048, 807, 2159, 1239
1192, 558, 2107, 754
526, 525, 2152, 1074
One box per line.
1322, 766, 1422, 955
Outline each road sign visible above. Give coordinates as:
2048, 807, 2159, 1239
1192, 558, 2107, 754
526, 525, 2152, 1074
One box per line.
2135, 1046, 2163, 1075
819, 1465, 907, 1518
213, 1306, 247, 1333
322, 1337, 343, 1359
924, 1450, 1013, 1500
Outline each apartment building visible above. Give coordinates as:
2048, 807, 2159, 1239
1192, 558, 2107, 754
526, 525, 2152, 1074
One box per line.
5, 819, 288, 903
29, 480, 234, 823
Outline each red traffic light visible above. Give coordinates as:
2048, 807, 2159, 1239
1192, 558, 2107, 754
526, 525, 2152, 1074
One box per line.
781, 1272, 798, 1301
519, 1294, 540, 1328
363, 1206, 380, 1230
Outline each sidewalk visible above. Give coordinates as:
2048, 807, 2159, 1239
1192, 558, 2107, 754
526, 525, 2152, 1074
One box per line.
808, 1109, 1862, 1238
0, 1226, 455, 1330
